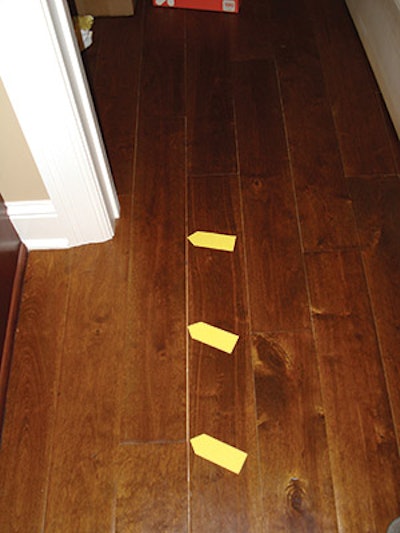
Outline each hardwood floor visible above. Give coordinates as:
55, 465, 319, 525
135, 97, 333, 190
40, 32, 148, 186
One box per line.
1, 0, 400, 531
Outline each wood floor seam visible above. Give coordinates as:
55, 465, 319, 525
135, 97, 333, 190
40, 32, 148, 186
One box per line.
2, 0, 400, 530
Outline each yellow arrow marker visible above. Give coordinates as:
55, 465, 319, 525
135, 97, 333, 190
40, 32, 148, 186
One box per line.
190, 434, 248, 474
188, 322, 239, 354
187, 231, 237, 252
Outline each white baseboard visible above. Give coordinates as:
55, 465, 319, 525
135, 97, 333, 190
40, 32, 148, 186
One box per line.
5, 200, 69, 250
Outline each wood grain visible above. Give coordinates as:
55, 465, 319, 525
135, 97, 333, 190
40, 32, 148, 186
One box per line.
0, 250, 71, 532
120, 118, 186, 443
83, 14, 144, 195
241, 176, 310, 333
140, 3, 185, 118
44, 198, 131, 531
229, 0, 273, 61
2, 1, 400, 530
233, 59, 290, 179
306, 250, 400, 531
188, 176, 263, 532
349, 176, 400, 447
305, 0, 396, 177
252, 330, 337, 532
116, 442, 188, 532
186, 12, 237, 176
271, 0, 358, 251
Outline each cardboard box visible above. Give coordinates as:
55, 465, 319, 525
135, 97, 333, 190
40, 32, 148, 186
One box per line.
75, 0, 136, 16
153, 0, 239, 14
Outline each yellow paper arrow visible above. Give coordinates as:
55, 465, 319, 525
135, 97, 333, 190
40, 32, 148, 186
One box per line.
188, 231, 237, 252
190, 433, 248, 474
188, 322, 239, 354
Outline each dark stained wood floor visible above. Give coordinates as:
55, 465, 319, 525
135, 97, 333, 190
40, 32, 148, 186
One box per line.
1, 0, 400, 531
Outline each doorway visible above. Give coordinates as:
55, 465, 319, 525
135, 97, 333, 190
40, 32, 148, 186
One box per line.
0, 0, 119, 250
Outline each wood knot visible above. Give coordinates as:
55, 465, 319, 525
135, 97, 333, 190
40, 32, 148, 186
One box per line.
252, 334, 291, 417
252, 334, 290, 376
249, 178, 268, 200
286, 477, 306, 513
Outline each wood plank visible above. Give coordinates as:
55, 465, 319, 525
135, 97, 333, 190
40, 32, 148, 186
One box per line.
140, 3, 185, 118
0, 250, 71, 531
349, 176, 400, 447
241, 176, 310, 332
229, 0, 273, 61
305, 249, 400, 531
3, 4, 400, 530
186, 12, 237, 176
116, 442, 188, 532
305, 0, 396, 177
233, 59, 290, 179
271, 0, 358, 251
44, 197, 131, 531
83, 13, 144, 195
252, 330, 337, 532
120, 118, 186, 443
188, 176, 263, 532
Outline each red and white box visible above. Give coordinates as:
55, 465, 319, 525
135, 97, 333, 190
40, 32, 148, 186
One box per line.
153, 0, 239, 14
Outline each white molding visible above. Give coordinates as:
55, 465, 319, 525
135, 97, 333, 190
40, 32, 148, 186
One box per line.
0, 0, 120, 249
5, 200, 57, 218
22, 239, 70, 250
5, 200, 69, 250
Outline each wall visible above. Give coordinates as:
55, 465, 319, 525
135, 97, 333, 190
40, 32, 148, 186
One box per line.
0, 79, 49, 202
345, 0, 400, 139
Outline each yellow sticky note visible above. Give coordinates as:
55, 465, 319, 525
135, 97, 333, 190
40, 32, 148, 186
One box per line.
190, 434, 248, 474
188, 231, 237, 252
188, 322, 239, 354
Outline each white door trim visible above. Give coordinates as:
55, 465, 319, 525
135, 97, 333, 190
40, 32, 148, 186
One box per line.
0, 0, 119, 250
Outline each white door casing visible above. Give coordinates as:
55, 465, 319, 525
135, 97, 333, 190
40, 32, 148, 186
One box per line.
0, 0, 119, 250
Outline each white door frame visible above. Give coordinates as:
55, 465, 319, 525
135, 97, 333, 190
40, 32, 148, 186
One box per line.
0, 0, 119, 250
